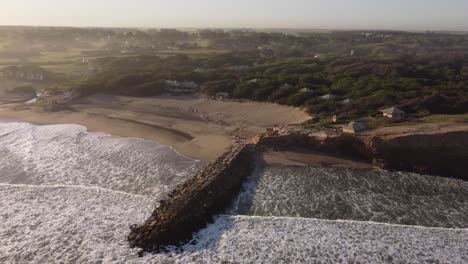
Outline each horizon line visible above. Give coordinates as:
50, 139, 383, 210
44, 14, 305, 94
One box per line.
0, 24, 467, 34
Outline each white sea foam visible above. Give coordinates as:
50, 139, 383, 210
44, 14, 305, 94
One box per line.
0, 122, 467, 263
0, 184, 152, 263
1, 186, 466, 264
0, 122, 204, 197
161, 215, 468, 264
233, 166, 468, 228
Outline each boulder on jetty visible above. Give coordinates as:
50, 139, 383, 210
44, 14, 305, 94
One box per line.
128, 144, 255, 252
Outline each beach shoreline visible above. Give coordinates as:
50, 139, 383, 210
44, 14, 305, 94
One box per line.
0, 94, 310, 161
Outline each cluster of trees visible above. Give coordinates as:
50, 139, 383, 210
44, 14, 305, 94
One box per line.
2, 27, 466, 116
75, 49, 467, 116
232, 54, 467, 115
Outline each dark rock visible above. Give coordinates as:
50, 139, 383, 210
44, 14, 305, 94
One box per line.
128, 144, 255, 252
257, 128, 468, 180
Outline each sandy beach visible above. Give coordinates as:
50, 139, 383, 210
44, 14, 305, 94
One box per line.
0, 94, 310, 161
262, 149, 374, 168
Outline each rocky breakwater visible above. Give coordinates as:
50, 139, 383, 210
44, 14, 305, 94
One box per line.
256, 123, 468, 180
128, 144, 256, 252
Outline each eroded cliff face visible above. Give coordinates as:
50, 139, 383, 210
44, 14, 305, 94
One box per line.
257, 123, 468, 180
362, 130, 468, 180
128, 144, 255, 252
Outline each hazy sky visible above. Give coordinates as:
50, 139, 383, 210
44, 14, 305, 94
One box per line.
1, 0, 468, 30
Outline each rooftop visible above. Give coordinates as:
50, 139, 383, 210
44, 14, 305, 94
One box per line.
381, 107, 405, 114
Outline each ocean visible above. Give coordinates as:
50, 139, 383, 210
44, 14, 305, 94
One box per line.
0, 121, 467, 263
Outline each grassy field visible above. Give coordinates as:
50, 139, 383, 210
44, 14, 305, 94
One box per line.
0, 48, 96, 90
156, 49, 230, 57
419, 113, 468, 123
362, 113, 468, 131
0, 48, 93, 66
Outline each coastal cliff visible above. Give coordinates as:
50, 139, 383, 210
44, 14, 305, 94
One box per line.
362, 124, 468, 180
128, 144, 255, 252
257, 123, 468, 180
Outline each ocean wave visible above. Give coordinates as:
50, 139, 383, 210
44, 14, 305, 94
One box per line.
232, 166, 468, 228
0, 122, 204, 197
1, 185, 466, 264
0, 121, 467, 263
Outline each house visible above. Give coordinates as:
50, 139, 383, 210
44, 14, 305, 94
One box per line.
320, 94, 336, 100
36, 89, 53, 99
340, 98, 352, 105
380, 107, 406, 119
0, 66, 47, 82
247, 78, 262, 84
165, 80, 199, 89
299, 88, 313, 94
343, 121, 367, 134
215, 92, 230, 100
332, 115, 338, 123
25, 98, 37, 105
165, 80, 200, 94
257, 45, 273, 51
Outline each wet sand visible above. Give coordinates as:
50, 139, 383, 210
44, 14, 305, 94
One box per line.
0, 94, 310, 161
262, 149, 374, 168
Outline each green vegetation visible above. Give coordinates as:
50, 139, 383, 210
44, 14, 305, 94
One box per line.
0, 27, 467, 119
420, 113, 468, 123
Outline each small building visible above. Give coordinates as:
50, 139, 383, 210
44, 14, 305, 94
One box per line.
320, 94, 336, 100
340, 98, 352, 105
332, 115, 338, 123
299, 88, 313, 94
380, 107, 406, 119
165, 80, 200, 94
215, 92, 230, 100
343, 121, 367, 134
247, 78, 262, 84
0, 66, 47, 82
36, 89, 53, 99
25, 98, 37, 105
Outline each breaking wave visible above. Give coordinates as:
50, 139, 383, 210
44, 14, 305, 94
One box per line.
232, 166, 468, 228
0, 121, 467, 263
